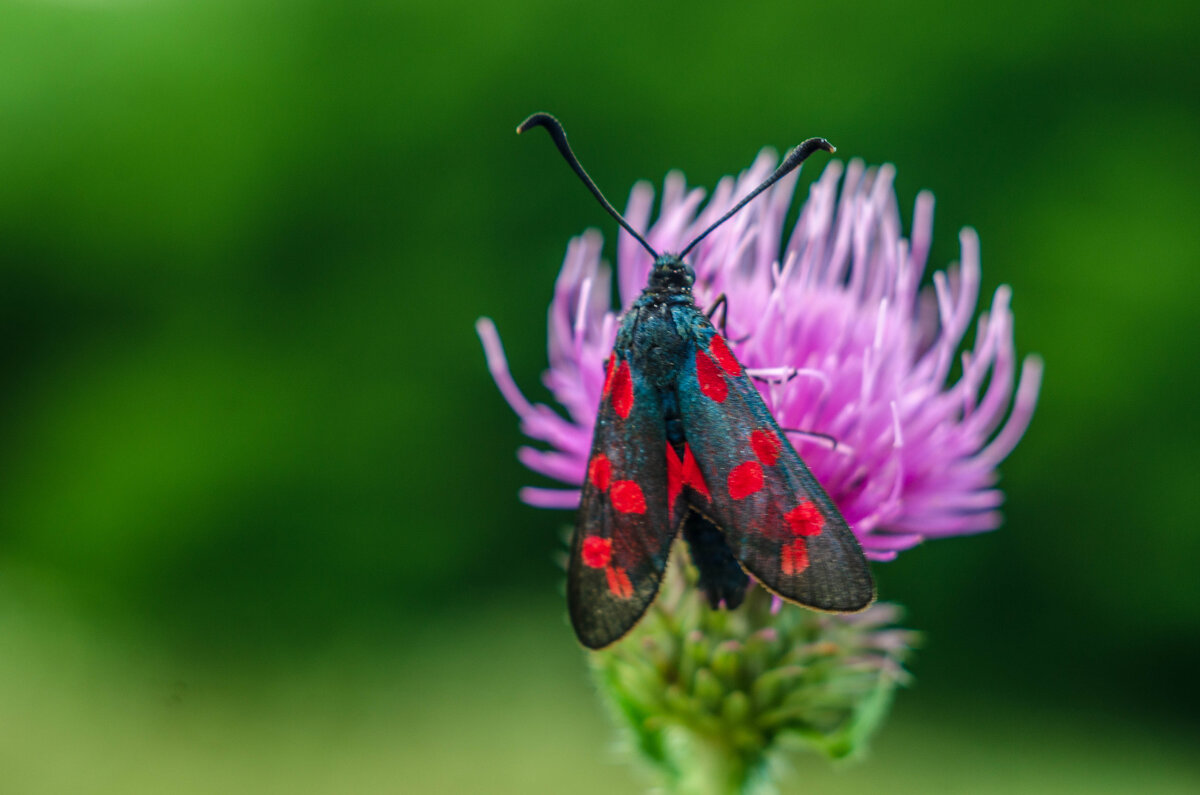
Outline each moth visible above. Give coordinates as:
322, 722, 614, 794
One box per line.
519, 113, 874, 649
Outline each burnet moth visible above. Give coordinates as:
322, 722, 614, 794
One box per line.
518, 113, 875, 649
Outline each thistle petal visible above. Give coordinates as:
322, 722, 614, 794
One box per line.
479, 154, 1040, 558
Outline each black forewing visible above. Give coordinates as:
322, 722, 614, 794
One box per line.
568, 351, 675, 648
674, 325, 874, 612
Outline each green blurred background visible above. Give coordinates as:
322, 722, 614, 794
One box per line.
1, 1, 1197, 792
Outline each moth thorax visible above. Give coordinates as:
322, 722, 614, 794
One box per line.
646, 254, 695, 294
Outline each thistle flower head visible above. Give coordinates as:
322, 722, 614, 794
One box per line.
594, 562, 917, 793
479, 148, 1041, 791
478, 153, 1041, 559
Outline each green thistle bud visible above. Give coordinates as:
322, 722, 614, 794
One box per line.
590, 555, 917, 795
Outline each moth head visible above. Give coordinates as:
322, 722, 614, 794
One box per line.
648, 254, 695, 293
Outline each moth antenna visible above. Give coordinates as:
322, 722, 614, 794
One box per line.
517, 113, 660, 259
679, 137, 835, 260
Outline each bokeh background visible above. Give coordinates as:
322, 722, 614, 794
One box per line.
1, 1, 1198, 792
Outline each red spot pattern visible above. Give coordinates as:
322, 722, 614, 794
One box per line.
588, 454, 612, 492
750, 429, 782, 466
708, 334, 741, 376
696, 350, 728, 402
727, 461, 764, 500
602, 356, 616, 396
785, 501, 824, 536
581, 536, 612, 568
605, 565, 634, 599
610, 360, 634, 418
781, 539, 810, 575
610, 480, 647, 514
667, 443, 711, 508
681, 445, 710, 502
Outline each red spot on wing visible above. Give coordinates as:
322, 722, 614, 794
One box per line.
611, 360, 633, 418
727, 461, 764, 500
781, 539, 810, 575
581, 536, 612, 568
588, 454, 612, 492
785, 501, 825, 536
682, 445, 710, 501
605, 565, 634, 599
696, 350, 728, 402
708, 334, 741, 376
610, 480, 647, 514
666, 444, 683, 509
602, 356, 616, 397
667, 444, 711, 508
750, 429, 782, 466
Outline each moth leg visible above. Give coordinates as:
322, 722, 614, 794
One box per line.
781, 427, 840, 451
705, 293, 729, 334
704, 293, 753, 343
750, 368, 801, 385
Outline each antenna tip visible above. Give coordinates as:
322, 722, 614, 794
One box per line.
778, 137, 837, 171
517, 112, 557, 136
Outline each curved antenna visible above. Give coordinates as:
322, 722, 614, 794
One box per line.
517, 113, 660, 259
678, 137, 835, 260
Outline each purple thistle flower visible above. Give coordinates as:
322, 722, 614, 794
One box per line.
478, 152, 1041, 560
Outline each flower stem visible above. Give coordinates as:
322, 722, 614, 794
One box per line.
664, 728, 768, 795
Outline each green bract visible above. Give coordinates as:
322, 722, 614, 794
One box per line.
590, 558, 916, 795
